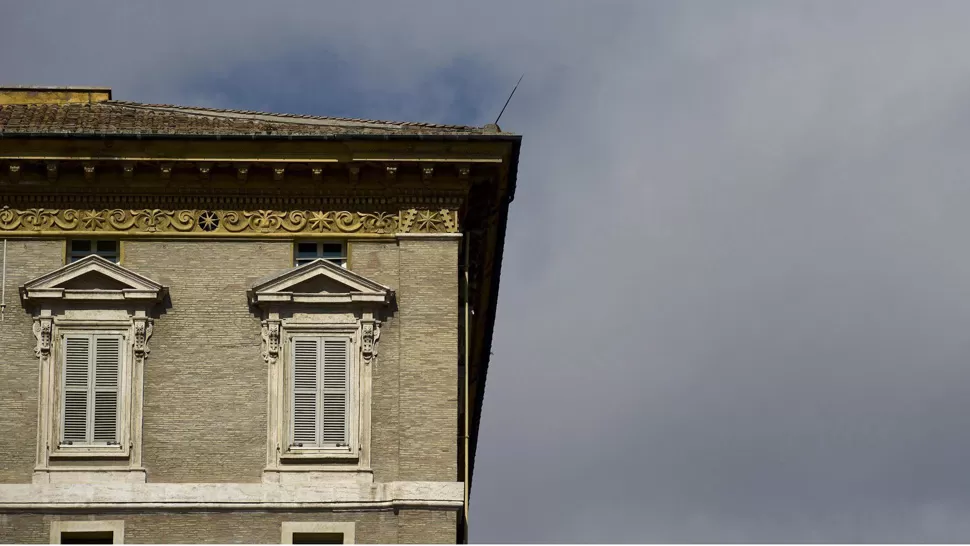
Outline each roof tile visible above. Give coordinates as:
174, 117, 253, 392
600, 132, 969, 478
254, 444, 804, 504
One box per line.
0, 100, 500, 137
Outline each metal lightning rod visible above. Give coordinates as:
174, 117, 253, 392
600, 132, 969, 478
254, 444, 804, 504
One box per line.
494, 74, 524, 126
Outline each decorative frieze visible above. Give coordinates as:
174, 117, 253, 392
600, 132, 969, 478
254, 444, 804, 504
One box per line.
0, 207, 460, 235
398, 208, 457, 233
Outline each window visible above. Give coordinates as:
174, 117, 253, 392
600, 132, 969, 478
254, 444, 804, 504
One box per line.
250, 258, 392, 482
290, 336, 351, 452
61, 334, 123, 447
69, 239, 119, 263
282, 523, 354, 544
51, 521, 124, 544
53, 329, 128, 456
292, 533, 345, 544
295, 241, 346, 267
22, 255, 166, 483
61, 532, 115, 544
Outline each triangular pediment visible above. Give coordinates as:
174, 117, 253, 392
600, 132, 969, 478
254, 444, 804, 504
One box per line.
248, 259, 393, 306
20, 254, 167, 303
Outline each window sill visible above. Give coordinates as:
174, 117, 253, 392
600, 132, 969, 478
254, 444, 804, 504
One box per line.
50, 445, 130, 459
263, 468, 373, 484
280, 449, 358, 462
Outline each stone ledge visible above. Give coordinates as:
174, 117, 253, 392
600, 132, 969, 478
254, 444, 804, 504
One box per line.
0, 481, 462, 511
395, 233, 463, 240
33, 469, 147, 485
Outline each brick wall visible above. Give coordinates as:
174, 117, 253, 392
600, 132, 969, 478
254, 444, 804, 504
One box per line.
122, 240, 292, 483
351, 238, 459, 482
349, 241, 402, 483
397, 238, 459, 482
0, 238, 64, 483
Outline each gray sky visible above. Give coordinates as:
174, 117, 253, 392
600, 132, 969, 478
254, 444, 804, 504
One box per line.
6, 1, 970, 542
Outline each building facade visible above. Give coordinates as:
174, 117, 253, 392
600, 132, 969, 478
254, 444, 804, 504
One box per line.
0, 87, 519, 544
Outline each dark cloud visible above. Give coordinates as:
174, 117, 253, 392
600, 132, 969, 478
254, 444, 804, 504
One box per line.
6, 1, 970, 542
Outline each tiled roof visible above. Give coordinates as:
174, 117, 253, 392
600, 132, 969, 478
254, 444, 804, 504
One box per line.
0, 100, 500, 137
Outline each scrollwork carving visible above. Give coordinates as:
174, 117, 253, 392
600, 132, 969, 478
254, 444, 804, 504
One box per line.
261, 319, 281, 365
133, 318, 154, 358
32, 317, 53, 358
361, 320, 381, 364
0, 207, 458, 234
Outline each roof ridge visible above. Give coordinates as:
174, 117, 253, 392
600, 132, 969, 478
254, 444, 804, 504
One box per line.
106, 100, 479, 130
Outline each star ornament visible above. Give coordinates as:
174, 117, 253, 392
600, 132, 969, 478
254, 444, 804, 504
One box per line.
198, 210, 220, 231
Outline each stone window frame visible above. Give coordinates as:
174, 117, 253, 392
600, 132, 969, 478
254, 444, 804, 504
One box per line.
50, 520, 125, 544
281, 522, 355, 544
21, 255, 166, 484
249, 258, 392, 483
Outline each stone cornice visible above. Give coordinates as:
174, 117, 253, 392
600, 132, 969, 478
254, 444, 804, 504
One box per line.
20, 254, 167, 303
0, 481, 463, 511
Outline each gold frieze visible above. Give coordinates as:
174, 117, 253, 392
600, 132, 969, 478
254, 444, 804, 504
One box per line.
0, 207, 459, 236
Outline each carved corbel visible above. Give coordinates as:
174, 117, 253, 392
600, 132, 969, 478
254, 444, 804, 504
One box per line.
32, 317, 53, 358
421, 164, 434, 185
133, 318, 154, 358
261, 319, 281, 365
361, 320, 381, 365
46, 162, 58, 183
7, 162, 20, 183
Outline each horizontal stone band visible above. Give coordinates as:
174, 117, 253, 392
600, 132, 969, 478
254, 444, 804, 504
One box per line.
0, 207, 459, 235
0, 481, 463, 511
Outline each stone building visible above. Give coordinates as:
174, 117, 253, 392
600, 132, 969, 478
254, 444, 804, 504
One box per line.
0, 86, 520, 544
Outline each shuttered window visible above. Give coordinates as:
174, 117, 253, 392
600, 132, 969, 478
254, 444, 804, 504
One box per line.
61, 334, 122, 445
290, 336, 350, 449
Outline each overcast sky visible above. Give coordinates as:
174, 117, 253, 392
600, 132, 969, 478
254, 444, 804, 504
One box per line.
8, 1, 970, 542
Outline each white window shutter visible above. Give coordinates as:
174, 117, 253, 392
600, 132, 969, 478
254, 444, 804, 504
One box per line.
62, 336, 90, 443
321, 338, 349, 446
92, 335, 121, 443
292, 338, 320, 446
